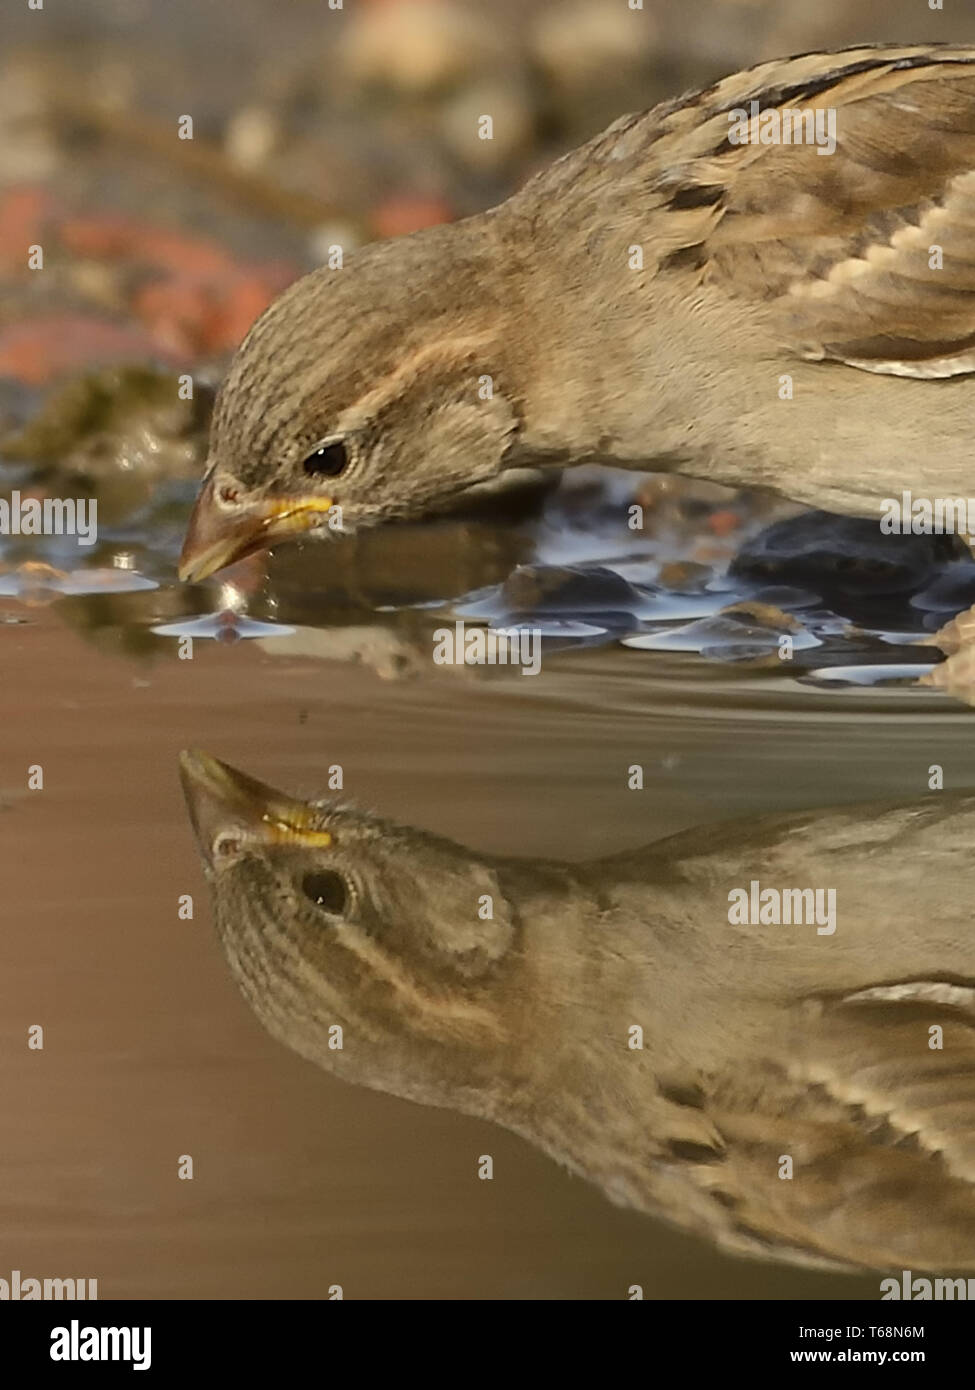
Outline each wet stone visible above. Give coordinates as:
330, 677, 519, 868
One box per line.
498, 563, 649, 616
730, 511, 965, 599
1, 365, 215, 523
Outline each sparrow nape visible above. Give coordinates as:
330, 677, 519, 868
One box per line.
180, 748, 975, 1273
179, 44, 975, 582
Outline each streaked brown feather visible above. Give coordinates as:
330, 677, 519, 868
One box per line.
532, 45, 975, 377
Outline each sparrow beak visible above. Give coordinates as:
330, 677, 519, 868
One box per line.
178, 476, 335, 582
179, 749, 334, 864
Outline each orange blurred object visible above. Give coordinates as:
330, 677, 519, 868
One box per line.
371, 195, 453, 240
0, 316, 184, 385
707, 509, 743, 537
60, 215, 237, 279
0, 186, 55, 274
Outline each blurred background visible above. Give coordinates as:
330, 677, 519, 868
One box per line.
2, 0, 972, 407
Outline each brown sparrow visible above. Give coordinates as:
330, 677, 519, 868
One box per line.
179, 43, 975, 582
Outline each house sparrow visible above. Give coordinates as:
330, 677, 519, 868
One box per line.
180, 748, 975, 1272
180, 44, 975, 582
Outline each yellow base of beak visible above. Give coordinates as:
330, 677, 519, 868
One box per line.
179, 749, 334, 858
178, 480, 334, 582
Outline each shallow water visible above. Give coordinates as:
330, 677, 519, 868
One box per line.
6, 465, 975, 1299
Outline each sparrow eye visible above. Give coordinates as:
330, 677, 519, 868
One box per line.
301, 870, 349, 916
302, 441, 347, 478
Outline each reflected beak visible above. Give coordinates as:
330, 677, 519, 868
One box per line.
178, 476, 334, 582
179, 749, 334, 864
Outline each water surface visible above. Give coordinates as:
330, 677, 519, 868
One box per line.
5, 484, 975, 1297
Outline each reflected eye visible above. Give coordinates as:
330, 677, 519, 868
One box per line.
301, 870, 349, 916
302, 441, 348, 478
212, 832, 244, 863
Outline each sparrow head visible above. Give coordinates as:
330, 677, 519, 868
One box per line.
179, 750, 520, 1106
178, 223, 519, 582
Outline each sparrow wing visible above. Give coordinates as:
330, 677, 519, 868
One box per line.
695, 983, 975, 1270
607, 46, 975, 378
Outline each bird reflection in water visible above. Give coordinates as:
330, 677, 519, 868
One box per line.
180, 749, 975, 1274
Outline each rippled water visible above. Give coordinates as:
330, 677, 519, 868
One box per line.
6, 461, 975, 1298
